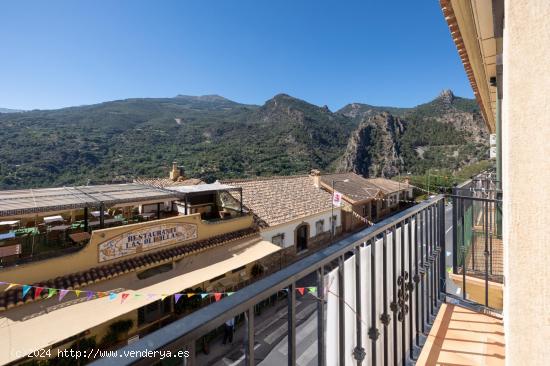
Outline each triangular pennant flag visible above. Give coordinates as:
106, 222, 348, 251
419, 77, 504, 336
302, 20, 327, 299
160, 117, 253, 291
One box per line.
200, 293, 208, 299
0, 281, 5, 285
307, 287, 317, 295
160, 294, 168, 301
108, 292, 117, 301
4, 283, 18, 291
226, 292, 235, 296
86, 291, 94, 300
147, 294, 156, 300
34, 287, 44, 299
22, 285, 32, 298
134, 293, 142, 298
74, 290, 82, 298
174, 294, 183, 303
187, 293, 195, 298
296, 287, 305, 296
214, 293, 222, 302
47, 288, 57, 299
121, 293, 130, 304
59, 289, 69, 301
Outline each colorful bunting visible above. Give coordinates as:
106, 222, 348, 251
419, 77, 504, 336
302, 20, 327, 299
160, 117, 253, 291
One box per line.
47, 288, 57, 299
0, 279, 317, 306
59, 289, 69, 301
22, 285, 31, 298
4, 283, 18, 291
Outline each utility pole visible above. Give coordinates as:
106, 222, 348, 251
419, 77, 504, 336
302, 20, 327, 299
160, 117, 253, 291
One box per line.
331, 178, 349, 238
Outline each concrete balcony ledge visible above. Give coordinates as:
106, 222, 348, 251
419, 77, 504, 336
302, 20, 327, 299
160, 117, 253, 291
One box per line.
417, 303, 505, 365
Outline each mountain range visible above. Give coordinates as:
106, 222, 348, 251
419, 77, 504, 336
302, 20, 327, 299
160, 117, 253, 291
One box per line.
0, 90, 488, 189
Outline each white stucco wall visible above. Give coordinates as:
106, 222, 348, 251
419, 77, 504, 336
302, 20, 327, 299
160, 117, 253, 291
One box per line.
503, 1, 550, 364
260, 208, 341, 248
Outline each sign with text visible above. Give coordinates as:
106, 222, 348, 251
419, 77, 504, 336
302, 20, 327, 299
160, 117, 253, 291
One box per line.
98, 222, 198, 262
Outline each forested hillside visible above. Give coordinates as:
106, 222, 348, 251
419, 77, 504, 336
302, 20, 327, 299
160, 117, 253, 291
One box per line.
0, 90, 488, 189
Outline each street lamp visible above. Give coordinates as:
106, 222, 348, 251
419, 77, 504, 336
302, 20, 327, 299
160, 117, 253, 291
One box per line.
331, 178, 349, 239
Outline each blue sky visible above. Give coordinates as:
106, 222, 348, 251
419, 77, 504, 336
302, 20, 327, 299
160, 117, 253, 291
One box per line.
0, 0, 470, 111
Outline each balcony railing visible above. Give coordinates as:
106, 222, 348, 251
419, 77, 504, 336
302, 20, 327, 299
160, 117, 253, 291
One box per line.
90, 195, 452, 366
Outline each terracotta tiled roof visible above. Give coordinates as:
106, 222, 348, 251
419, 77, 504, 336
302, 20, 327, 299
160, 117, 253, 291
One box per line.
0, 227, 257, 311
320, 173, 382, 203
366, 178, 410, 194
134, 177, 204, 188
223, 176, 333, 227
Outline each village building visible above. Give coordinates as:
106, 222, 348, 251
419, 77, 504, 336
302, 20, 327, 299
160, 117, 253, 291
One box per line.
318, 172, 415, 232
0, 164, 280, 364
223, 174, 342, 261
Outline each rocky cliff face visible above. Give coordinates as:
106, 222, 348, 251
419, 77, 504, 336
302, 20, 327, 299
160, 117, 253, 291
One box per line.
337, 90, 489, 176
338, 112, 405, 177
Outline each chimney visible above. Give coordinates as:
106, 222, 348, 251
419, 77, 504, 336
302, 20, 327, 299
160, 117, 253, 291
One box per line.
169, 161, 180, 181
310, 169, 321, 187
403, 177, 410, 186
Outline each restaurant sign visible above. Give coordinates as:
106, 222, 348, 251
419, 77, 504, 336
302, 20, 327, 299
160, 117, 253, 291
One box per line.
98, 222, 198, 262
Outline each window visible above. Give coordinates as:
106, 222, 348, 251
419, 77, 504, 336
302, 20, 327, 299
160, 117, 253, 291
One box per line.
272, 233, 284, 246
315, 219, 324, 234
362, 205, 368, 217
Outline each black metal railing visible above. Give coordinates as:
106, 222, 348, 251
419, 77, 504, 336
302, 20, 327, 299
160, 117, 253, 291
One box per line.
91, 196, 448, 366
450, 172, 503, 310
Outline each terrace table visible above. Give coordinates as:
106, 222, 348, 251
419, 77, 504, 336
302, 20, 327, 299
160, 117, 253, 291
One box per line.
50, 225, 71, 231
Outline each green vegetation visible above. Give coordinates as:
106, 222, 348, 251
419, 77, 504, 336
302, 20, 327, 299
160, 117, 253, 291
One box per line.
0, 92, 488, 189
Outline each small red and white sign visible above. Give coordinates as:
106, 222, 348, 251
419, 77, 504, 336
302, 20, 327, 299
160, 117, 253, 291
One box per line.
332, 191, 343, 207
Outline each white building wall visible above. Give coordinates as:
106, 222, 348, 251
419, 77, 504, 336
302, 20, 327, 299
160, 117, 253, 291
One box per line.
260, 209, 341, 248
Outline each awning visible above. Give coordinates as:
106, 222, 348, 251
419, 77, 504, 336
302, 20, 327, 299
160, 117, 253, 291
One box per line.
43, 215, 64, 224
0, 220, 20, 226
167, 181, 237, 194
0, 237, 280, 364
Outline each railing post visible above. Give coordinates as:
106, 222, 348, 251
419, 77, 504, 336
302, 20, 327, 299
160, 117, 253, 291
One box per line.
391, 226, 398, 366
484, 200, 489, 307
245, 307, 255, 366
414, 213, 420, 347
354, 246, 365, 365
408, 217, 415, 360
338, 256, 346, 366
452, 188, 457, 274
400, 221, 407, 366
461, 197, 467, 300
288, 283, 296, 366
439, 199, 446, 298
369, 238, 379, 364
317, 266, 326, 366
419, 210, 426, 334
381, 231, 390, 365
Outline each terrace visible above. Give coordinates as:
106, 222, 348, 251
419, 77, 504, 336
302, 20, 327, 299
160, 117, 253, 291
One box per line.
0, 182, 245, 267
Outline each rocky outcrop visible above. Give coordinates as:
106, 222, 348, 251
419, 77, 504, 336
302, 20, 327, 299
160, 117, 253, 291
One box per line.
338, 112, 405, 177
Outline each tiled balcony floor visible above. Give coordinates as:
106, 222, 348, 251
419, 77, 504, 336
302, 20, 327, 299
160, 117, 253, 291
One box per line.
417, 303, 505, 366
